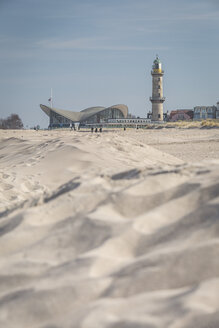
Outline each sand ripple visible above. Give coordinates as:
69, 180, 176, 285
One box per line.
0, 129, 219, 328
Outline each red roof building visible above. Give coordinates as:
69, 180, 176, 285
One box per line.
169, 109, 193, 121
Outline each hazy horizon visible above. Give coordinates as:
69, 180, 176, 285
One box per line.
0, 0, 219, 128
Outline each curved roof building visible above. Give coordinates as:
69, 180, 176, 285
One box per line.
40, 104, 128, 127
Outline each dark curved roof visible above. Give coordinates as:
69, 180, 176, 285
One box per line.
40, 104, 128, 122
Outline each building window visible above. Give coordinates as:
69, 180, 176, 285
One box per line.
158, 114, 161, 119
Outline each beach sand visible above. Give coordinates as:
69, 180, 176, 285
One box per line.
0, 128, 219, 328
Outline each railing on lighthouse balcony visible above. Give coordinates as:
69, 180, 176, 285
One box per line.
150, 97, 166, 101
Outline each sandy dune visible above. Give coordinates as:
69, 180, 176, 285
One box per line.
0, 128, 219, 328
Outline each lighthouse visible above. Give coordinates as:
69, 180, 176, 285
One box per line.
150, 55, 165, 121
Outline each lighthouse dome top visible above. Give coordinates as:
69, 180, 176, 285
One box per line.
153, 55, 161, 65
152, 55, 163, 73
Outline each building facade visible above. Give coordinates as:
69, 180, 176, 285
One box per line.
108, 118, 151, 124
169, 109, 193, 121
40, 104, 128, 128
150, 56, 165, 121
193, 106, 217, 120
216, 102, 219, 119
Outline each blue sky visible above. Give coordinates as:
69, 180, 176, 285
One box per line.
0, 0, 219, 127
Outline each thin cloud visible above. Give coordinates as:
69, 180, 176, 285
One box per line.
36, 38, 169, 51
179, 12, 219, 20
40, 0, 219, 23
137, 12, 219, 22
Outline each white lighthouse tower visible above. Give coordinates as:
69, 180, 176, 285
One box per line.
150, 55, 165, 121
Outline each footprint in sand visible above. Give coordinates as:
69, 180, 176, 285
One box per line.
25, 158, 38, 167
2, 173, 10, 179
1, 183, 13, 191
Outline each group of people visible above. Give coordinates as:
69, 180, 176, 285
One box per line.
91, 127, 102, 133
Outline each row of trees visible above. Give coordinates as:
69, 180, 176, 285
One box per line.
0, 114, 24, 129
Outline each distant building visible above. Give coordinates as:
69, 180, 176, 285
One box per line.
40, 104, 128, 128
193, 106, 217, 120
108, 118, 151, 124
216, 102, 219, 119
169, 109, 193, 121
